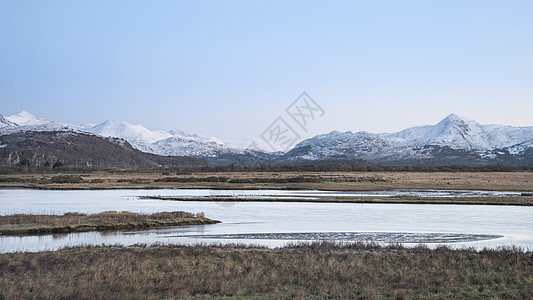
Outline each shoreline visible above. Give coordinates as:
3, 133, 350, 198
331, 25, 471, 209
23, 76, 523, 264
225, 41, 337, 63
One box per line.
2, 185, 532, 206
143, 195, 533, 206
1, 183, 533, 193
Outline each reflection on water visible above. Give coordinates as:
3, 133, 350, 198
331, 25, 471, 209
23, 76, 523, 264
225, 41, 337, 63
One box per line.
0, 189, 532, 252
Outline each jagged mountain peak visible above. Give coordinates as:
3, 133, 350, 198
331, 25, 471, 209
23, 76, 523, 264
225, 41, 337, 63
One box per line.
441, 113, 467, 122
383, 113, 488, 150
436, 113, 482, 132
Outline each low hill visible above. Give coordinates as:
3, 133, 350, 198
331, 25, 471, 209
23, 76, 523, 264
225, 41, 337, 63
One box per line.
0, 131, 208, 168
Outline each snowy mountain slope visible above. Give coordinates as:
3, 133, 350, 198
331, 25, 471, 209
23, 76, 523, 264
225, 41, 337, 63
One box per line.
166, 131, 275, 153
84, 120, 173, 149
0, 111, 261, 158
482, 124, 533, 150
168, 129, 223, 144
284, 131, 389, 160
79, 122, 276, 157
146, 136, 231, 157
225, 137, 277, 153
0, 115, 17, 128
81, 122, 247, 157
5, 111, 48, 126
383, 114, 495, 150
1, 111, 68, 133
1, 111, 532, 164
504, 139, 533, 155
284, 114, 533, 162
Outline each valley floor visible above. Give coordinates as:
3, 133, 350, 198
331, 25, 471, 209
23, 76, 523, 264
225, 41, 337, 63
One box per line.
1, 170, 533, 192
2, 171, 533, 298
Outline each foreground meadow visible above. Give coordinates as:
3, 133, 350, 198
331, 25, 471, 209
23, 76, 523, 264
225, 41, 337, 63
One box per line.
1, 242, 531, 299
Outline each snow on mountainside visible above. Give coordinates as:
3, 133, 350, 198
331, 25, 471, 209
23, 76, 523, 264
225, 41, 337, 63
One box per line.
506, 139, 533, 155
146, 136, 230, 157
5, 111, 48, 126
0, 111, 240, 157
288, 131, 389, 160
2, 111, 68, 132
83, 122, 240, 157
390, 114, 533, 151
1, 111, 532, 163
383, 114, 493, 150
166, 130, 274, 153
168, 129, 225, 145
85, 120, 173, 146
382, 114, 532, 151
285, 114, 533, 162
0, 115, 17, 128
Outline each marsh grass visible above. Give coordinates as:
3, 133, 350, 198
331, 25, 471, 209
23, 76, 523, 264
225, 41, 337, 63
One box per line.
3, 171, 533, 195
0, 241, 531, 299
0, 211, 217, 235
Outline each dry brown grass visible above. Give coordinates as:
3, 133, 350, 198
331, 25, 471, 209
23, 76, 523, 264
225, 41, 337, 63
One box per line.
2, 171, 533, 192
0, 211, 217, 235
0, 242, 531, 299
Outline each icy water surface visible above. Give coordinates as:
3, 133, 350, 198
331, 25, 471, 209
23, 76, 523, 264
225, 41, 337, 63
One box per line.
0, 189, 532, 252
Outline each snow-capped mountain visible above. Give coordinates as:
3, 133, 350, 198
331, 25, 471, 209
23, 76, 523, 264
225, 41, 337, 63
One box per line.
5, 111, 48, 127
81, 121, 243, 157
82, 120, 174, 153
0, 111, 267, 159
286, 131, 389, 161
146, 136, 231, 157
1, 111, 532, 165
283, 114, 533, 164
1, 111, 68, 132
77, 120, 277, 157
383, 114, 491, 150
382, 114, 533, 151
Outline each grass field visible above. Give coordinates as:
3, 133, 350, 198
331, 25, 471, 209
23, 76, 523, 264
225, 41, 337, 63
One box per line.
0, 242, 531, 299
1, 171, 533, 192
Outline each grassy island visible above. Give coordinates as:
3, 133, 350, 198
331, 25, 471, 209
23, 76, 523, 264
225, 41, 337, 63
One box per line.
0, 211, 220, 236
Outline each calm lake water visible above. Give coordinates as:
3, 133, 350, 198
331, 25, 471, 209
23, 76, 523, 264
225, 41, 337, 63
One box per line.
1, 189, 532, 252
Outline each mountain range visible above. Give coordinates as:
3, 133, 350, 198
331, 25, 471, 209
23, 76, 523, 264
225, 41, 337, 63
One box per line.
282, 114, 533, 165
1, 111, 532, 167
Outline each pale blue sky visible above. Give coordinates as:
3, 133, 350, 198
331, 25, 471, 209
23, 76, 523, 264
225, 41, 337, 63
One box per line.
1, 1, 532, 139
